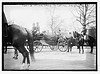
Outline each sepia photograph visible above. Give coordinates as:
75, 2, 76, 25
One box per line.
2, 2, 97, 71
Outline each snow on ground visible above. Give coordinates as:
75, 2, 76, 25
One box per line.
3, 46, 96, 70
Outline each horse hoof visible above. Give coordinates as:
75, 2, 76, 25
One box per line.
20, 63, 25, 70
90, 52, 93, 54
27, 64, 30, 67
26, 64, 30, 70
13, 57, 15, 59
13, 57, 18, 60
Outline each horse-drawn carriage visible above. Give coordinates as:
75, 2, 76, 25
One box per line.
3, 9, 96, 70
33, 33, 68, 53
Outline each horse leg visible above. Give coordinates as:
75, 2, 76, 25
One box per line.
15, 46, 27, 69
70, 46, 72, 52
13, 47, 18, 59
23, 46, 30, 69
78, 46, 81, 53
20, 55, 26, 70
26, 52, 30, 69
67, 46, 69, 52
5, 45, 7, 54
90, 45, 93, 53
4, 41, 7, 54
82, 45, 84, 54
20, 52, 27, 69
22, 47, 30, 69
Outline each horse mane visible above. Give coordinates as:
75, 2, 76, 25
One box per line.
73, 31, 83, 38
3, 11, 8, 26
3, 11, 9, 37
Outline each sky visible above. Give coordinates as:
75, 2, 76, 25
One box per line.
4, 5, 83, 34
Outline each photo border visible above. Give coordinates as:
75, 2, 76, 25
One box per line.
2, 2, 98, 71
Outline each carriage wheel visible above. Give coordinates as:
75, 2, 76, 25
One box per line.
33, 42, 43, 53
58, 45, 68, 52
49, 45, 58, 51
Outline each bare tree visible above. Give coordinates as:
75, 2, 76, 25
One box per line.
75, 4, 96, 35
50, 5, 56, 35
48, 5, 58, 35
46, 5, 64, 36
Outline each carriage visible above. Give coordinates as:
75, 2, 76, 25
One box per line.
33, 33, 68, 53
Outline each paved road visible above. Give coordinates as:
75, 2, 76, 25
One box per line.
3, 46, 96, 70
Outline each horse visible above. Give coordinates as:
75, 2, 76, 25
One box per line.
72, 31, 84, 54
66, 37, 76, 52
84, 35, 96, 53
8, 24, 35, 69
75, 34, 84, 54
3, 12, 35, 69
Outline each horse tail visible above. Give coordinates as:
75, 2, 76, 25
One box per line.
25, 28, 35, 61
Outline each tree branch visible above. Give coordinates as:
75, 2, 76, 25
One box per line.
87, 7, 95, 15
75, 16, 84, 21
86, 21, 95, 25
88, 4, 95, 11
86, 15, 96, 20
76, 19, 84, 25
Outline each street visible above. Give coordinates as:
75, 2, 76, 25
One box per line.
3, 46, 96, 70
